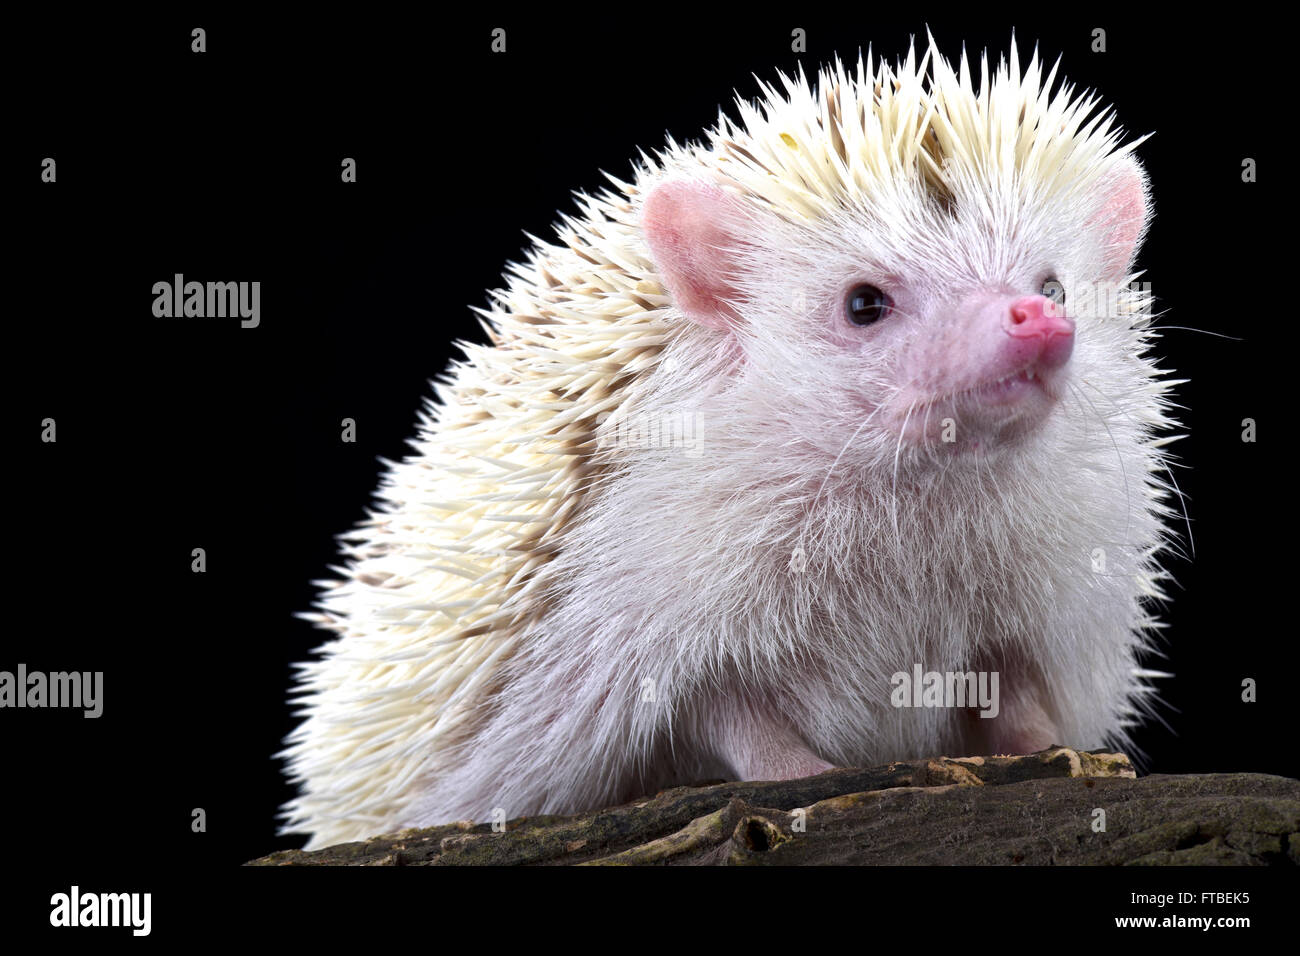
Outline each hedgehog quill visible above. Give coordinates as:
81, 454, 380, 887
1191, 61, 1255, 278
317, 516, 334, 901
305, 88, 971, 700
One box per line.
280, 38, 1178, 850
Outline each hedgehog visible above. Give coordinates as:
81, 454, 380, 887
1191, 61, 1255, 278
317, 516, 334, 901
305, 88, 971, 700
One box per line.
279, 36, 1178, 850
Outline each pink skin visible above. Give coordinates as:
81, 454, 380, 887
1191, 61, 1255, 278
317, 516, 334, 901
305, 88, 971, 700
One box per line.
985, 695, 1061, 756
1000, 293, 1075, 382
967, 656, 1063, 757
641, 181, 747, 330
700, 694, 836, 781
891, 291, 1075, 448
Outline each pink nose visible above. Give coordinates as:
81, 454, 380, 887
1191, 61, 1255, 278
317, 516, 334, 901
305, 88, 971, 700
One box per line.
1003, 294, 1074, 369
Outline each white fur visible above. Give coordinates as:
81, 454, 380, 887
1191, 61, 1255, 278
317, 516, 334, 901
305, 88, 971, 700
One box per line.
280, 38, 1178, 849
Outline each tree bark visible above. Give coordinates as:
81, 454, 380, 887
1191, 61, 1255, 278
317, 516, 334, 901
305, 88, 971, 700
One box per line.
247, 748, 1299, 866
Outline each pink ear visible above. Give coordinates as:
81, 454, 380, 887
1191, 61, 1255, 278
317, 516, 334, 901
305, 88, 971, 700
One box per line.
1092, 157, 1150, 282
642, 180, 749, 330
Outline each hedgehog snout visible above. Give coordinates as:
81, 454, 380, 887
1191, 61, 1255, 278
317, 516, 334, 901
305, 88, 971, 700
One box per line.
1002, 294, 1074, 372
952, 290, 1076, 394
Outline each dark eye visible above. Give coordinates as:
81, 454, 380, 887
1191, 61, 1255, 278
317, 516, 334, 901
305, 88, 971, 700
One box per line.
846, 284, 893, 326
1042, 277, 1066, 307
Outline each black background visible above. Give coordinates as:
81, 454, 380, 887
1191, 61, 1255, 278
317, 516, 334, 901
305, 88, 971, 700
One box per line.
9, 9, 1291, 932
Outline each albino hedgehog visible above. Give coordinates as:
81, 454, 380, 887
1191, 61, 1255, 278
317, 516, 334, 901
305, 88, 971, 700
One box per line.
281, 37, 1178, 849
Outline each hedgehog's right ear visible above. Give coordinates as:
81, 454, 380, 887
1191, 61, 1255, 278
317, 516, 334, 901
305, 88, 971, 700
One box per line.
642, 180, 752, 331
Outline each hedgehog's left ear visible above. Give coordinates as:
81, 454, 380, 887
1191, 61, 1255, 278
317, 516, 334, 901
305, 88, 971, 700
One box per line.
1093, 156, 1151, 283
642, 180, 753, 331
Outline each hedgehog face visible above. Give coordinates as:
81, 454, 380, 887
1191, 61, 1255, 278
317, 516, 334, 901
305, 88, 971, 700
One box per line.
762, 189, 1093, 455
643, 160, 1147, 470
642, 46, 1152, 476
